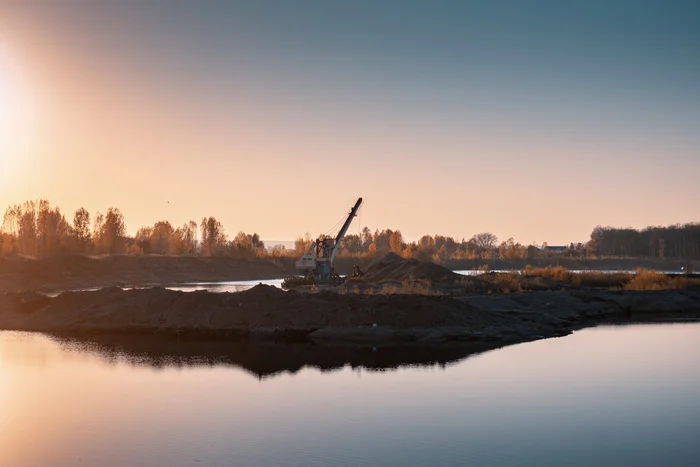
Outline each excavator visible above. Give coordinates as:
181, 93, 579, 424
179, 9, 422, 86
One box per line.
282, 197, 363, 288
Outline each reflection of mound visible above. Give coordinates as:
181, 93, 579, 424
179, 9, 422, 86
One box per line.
51, 334, 504, 379
364, 253, 462, 282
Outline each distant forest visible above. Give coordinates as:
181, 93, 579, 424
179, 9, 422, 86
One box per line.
1, 200, 699, 261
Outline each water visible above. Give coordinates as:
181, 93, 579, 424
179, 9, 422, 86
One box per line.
1, 323, 699, 467
166, 278, 284, 293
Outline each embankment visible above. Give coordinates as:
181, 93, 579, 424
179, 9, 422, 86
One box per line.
0, 255, 285, 294
2, 285, 699, 345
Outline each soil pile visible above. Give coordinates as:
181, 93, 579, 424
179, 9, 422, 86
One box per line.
0, 254, 285, 293
0, 284, 486, 335
2, 285, 700, 344
362, 253, 463, 283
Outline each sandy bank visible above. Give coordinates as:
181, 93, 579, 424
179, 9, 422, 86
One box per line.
2, 285, 699, 344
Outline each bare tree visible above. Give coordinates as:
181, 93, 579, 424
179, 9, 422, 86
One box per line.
470, 232, 498, 252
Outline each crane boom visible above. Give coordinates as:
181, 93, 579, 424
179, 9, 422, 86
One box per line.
290, 196, 364, 286
331, 197, 363, 263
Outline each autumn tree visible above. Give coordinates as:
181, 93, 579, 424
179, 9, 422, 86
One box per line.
100, 208, 127, 254
36, 201, 70, 256
73, 208, 91, 252
231, 231, 254, 258
389, 230, 404, 254
17, 201, 38, 256
294, 233, 312, 255
200, 216, 225, 256
92, 212, 105, 250
170, 221, 198, 255
150, 221, 174, 254
402, 242, 419, 259
367, 243, 377, 258
134, 226, 154, 254
497, 238, 516, 260
1, 206, 20, 254
269, 244, 287, 259
338, 234, 362, 257
360, 227, 372, 249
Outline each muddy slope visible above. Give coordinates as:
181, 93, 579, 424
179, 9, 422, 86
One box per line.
2, 285, 699, 344
0, 255, 285, 293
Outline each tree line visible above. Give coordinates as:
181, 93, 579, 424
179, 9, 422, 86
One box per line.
1, 200, 698, 260
587, 224, 700, 259
0, 200, 266, 259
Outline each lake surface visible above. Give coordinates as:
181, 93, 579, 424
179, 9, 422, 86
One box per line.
1, 323, 699, 467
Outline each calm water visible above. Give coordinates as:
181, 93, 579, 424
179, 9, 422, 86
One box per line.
1, 324, 699, 467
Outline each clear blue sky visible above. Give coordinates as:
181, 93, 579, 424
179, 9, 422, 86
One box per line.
1, 0, 699, 244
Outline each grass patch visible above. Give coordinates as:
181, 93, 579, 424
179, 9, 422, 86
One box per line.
620, 269, 700, 291
341, 267, 700, 296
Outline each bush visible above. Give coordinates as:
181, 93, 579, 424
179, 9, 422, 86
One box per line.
624, 269, 670, 290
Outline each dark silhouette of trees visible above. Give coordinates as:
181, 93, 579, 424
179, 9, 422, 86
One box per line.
587, 224, 700, 259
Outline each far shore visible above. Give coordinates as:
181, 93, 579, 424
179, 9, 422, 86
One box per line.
1, 253, 697, 295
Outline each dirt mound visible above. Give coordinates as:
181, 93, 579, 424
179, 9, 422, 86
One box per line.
238, 284, 289, 300
363, 253, 463, 283
368, 252, 404, 267
2, 286, 700, 344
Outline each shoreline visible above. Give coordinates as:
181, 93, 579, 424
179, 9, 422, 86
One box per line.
2, 285, 699, 346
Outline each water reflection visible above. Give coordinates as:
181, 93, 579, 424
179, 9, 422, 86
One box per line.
1, 324, 699, 467
51, 334, 505, 379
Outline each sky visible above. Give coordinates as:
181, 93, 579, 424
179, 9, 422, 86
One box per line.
0, 0, 698, 245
